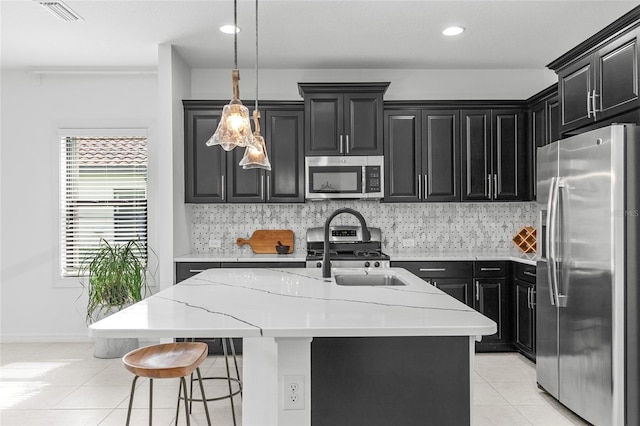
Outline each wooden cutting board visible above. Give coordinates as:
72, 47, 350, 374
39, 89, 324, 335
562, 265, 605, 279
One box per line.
236, 230, 294, 254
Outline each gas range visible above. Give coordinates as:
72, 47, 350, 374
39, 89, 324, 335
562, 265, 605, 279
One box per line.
305, 225, 390, 269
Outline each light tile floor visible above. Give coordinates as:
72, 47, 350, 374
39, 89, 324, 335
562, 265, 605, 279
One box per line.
0, 343, 588, 426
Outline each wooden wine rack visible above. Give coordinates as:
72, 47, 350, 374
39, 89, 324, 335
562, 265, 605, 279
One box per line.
512, 226, 536, 253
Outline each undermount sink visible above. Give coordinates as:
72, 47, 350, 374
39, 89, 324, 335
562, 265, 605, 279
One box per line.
335, 274, 407, 286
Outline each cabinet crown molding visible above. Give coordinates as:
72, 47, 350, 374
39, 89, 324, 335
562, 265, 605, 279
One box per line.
297, 82, 390, 97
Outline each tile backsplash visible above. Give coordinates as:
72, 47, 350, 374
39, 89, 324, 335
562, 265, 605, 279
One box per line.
190, 201, 538, 255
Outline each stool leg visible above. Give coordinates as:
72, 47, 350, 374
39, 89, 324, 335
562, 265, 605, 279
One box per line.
195, 367, 212, 426
181, 377, 191, 426
222, 338, 238, 426
188, 372, 194, 414
125, 376, 139, 426
149, 378, 153, 426
229, 338, 243, 397
174, 378, 181, 426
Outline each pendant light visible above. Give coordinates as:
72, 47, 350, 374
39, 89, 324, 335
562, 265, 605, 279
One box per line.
239, 0, 271, 170
206, 0, 253, 151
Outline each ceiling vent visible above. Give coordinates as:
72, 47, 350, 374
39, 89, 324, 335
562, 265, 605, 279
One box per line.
39, 1, 83, 21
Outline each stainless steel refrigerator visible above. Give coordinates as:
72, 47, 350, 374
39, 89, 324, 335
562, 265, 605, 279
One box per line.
537, 124, 640, 426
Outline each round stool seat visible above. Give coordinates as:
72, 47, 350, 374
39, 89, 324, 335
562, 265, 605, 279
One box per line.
123, 342, 208, 379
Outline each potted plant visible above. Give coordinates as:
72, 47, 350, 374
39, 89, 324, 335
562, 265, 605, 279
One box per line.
80, 239, 150, 358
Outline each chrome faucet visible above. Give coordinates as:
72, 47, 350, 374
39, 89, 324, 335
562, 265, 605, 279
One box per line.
322, 208, 371, 278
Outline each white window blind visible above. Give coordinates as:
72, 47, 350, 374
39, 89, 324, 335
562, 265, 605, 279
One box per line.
60, 135, 148, 277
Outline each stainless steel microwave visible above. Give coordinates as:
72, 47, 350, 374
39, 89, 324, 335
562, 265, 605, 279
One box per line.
305, 156, 384, 200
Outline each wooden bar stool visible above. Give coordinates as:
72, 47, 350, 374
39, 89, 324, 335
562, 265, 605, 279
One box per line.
122, 342, 211, 426
187, 338, 242, 426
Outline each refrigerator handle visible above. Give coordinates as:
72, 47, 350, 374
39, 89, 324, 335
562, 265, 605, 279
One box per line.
554, 180, 569, 308
546, 177, 558, 306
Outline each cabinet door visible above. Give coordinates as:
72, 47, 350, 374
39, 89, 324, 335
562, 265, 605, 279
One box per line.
597, 30, 640, 119
226, 148, 265, 203
422, 110, 460, 201
514, 279, 535, 356
559, 55, 595, 132
265, 110, 304, 203
461, 110, 491, 201
474, 278, 507, 342
184, 108, 226, 203
530, 101, 546, 200
433, 278, 473, 306
304, 93, 344, 155
492, 110, 525, 200
344, 92, 383, 155
547, 97, 560, 144
384, 110, 421, 202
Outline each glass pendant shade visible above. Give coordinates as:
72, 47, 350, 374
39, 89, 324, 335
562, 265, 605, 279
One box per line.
240, 110, 271, 170
206, 69, 254, 151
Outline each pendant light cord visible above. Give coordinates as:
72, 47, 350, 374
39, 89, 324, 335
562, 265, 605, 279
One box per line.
255, 0, 259, 112
233, 0, 238, 69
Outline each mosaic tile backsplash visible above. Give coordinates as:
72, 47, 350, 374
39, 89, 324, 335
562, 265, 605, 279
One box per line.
190, 201, 538, 255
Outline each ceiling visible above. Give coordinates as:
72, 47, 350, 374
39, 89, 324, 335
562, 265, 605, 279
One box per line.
1, 0, 638, 71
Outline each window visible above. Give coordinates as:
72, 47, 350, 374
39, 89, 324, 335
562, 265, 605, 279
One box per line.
60, 134, 148, 277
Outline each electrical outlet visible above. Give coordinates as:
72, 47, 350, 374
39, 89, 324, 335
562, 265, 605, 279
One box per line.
403, 238, 416, 248
208, 239, 221, 248
283, 375, 304, 410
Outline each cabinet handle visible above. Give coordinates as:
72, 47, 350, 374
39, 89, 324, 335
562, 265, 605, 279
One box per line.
527, 287, 531, 309
261, 175, 265, 201
433, 281, 438, 288
487, 174, 492, 198
475, 281, 480, 301
222, 175, 226, 201
346, 135, 350, 154
266, 175, 270, 201
493, 174, 498, 199
424, 175, 428, 199
523, 270, 536, 278
419, 268, 446, 272
480, 267, 501, 271
189, 269, 206, 273
592, 89, 598, 120
586, 90, 592, 118
531, 290, 536, 308
339, 135, 344, 154
417, 175, 422, 199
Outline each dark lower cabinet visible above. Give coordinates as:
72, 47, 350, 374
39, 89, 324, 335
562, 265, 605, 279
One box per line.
513, 262, 537, 360
474, 277, 509, 349
432, 277, 473, 306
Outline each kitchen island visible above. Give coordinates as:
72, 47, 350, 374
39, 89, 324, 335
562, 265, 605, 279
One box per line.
90, 267, 496, 426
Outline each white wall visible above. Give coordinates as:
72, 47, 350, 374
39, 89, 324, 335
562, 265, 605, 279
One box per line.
191, 68, 557, 100
0, 71, 157, 341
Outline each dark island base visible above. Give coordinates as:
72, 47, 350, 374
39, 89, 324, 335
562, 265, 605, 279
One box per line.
311, 336, 471, 426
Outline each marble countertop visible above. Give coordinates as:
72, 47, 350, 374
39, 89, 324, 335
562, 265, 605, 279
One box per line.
175, 250, 537, 265
89, 267, 496, 339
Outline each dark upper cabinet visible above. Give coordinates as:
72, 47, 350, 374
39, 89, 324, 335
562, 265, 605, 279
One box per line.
264, 110, 305, 203
461, 109, 526, 201
299, 83, 389, 156
422, 111, 460, 201
553, 23, 640, 134
184, 107, 226, 203
183, 101, 304, 204
528, 85, 559, 200
384, 108, 459, 202
384, 110, 421, 201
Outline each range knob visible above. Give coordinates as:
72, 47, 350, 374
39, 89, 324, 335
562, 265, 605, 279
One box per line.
316, 262, 322, 268
364, 261, 371, 268
374, 261, 380, 267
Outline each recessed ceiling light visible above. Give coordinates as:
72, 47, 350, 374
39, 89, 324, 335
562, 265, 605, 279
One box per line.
220, 25, 240, 34
442, 26, 465, 37
38, 1, 83, 21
